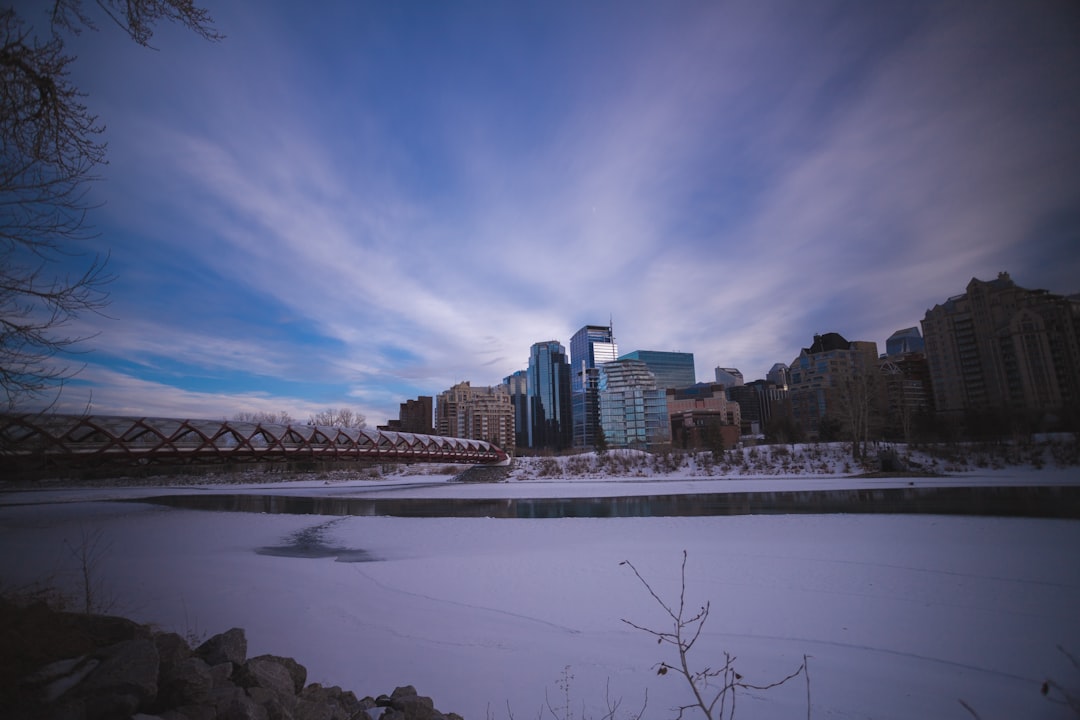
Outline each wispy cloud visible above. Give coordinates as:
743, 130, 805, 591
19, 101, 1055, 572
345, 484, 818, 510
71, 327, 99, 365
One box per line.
41, 0, 1080, 423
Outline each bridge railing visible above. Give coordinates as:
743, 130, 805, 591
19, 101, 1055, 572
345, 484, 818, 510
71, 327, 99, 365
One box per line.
0, 414, 510, 474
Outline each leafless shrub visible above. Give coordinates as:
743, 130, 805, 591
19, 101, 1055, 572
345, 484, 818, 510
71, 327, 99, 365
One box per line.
63, 524, 114, 614
621, 551, 809, 720
1042, 645, 1080, 716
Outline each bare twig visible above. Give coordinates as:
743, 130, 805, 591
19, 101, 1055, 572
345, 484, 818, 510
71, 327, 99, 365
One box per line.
621, 551, 809, 720
958, 698, 982, 719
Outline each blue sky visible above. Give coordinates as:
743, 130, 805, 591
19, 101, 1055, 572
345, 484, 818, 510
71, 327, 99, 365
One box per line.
29, 0, 1080, 425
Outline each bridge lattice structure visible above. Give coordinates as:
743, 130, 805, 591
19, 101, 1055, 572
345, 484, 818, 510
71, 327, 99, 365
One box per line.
0, 414, 510, 473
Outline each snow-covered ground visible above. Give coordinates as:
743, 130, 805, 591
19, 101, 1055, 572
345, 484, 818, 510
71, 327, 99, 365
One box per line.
2, 450, 1079, 719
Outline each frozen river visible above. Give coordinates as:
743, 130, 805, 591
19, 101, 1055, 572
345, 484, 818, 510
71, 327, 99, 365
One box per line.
2, 472, 1079, 719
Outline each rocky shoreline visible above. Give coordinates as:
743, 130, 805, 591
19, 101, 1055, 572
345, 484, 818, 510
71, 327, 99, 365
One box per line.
2, 599, 458, 720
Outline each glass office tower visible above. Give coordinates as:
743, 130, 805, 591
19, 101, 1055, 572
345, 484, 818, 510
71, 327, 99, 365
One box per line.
619, 350, 696, 391
527, 341, 573, 450
502, 369, 529, 449
570, 324, 618, 448
598, 359, 670, 449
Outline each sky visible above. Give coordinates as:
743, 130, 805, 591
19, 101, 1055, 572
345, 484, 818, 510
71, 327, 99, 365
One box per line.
20, 0, 1080, 425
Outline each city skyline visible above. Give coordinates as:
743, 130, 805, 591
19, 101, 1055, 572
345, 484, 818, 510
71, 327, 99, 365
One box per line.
22, 0, 1080, 425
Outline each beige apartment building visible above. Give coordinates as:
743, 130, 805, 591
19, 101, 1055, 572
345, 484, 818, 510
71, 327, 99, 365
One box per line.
921, 273, 1080, 417
435, 381, 516, 450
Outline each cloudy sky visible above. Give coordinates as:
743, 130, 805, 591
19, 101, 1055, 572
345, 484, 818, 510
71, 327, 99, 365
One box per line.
28, 0, 1080, 425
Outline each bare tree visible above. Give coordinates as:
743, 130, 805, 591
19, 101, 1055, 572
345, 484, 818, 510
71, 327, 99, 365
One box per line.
233, 410, 295, 425
309, 408, 367, 429
620, 551, 809, 720
1, 1, 219, 410
833, 357, 881, 462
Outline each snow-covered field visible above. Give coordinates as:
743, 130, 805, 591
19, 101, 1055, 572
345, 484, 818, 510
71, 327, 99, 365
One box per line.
2, 454, 1079, 719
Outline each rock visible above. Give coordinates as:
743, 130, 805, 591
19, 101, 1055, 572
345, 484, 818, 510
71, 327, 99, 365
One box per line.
293, 698, 335, 720
241, 656, 298, 699
388, 685, 443, 720
70, 637, 159, 717
196, 628, 247, 667
246, 685, 295, 720
83, 691, 143, 719
24, 655, 101, 703
158, 656, 213, 707
239, 656, 298, 720
162, 705, 216, 720
250, 654, 307, 694
211, 686, 268, 720
7, 602, 453, 720
297, 684, 363, 720
155, 632, 193, 670
208, 661, 235, 687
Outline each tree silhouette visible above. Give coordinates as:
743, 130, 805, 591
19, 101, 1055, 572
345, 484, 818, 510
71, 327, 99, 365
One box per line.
1, 1, 220, 409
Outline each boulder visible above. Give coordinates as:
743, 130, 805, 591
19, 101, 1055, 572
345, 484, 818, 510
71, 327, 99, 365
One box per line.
196, 628, 247, 667
211, 686, 268, 720
65, 637, 160, 718
250, 654, 307, 694
387, 685, 444, 720
158, 656, 213, 707
241, 656, 298, 699
208, 661, 235, 688
8, 602, 455, 720
297, 684, 364, 720
155, 632, 193, 670
245, 685, 295, 720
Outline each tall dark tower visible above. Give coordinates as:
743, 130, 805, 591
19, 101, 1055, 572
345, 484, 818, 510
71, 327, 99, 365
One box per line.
527, 340, 573, 450
569, 323, 617, 448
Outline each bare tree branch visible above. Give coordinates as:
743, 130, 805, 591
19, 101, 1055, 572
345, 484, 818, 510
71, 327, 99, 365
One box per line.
1, 2, 218, 409
621, 551, 809, 720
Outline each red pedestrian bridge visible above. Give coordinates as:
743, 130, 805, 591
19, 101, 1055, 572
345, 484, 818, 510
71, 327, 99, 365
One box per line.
0, 414, 510, 475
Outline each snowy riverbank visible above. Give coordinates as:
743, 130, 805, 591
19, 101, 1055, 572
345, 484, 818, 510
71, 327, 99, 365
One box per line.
3, 452, 1080, 719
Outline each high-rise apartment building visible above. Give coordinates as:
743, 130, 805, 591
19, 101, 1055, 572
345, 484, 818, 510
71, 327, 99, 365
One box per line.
435, 381, 515, 449
598, 359, 670, 449
527, 341, 573, 450
620, 350, 696, 391
570, 324, 618, 448
921, 273, 1080, 416
788, 332, 880, 438
398, 396, 433, 434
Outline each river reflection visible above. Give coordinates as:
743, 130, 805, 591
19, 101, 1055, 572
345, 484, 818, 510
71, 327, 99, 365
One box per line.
131, 485, 1080, 519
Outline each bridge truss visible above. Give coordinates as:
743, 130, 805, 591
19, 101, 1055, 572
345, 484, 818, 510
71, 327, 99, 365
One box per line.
0, 414, 510, 475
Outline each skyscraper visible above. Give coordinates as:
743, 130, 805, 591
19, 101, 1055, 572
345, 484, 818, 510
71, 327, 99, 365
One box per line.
885, 327, 925, 356
527, 340, 573, 450
766, 363, 791, 390
598, 359, 670, 449
502, 369, 529, 449
569, 324, 618, 448
714, 367, 744, 388
921, 272, 1080, 416
620, 350, 696, 391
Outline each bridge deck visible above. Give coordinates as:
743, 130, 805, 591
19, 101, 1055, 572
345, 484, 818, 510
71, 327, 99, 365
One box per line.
0, 415, 510, 473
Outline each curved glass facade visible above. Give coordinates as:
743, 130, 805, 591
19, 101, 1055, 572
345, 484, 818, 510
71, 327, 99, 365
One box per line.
598, 359, 670, 449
